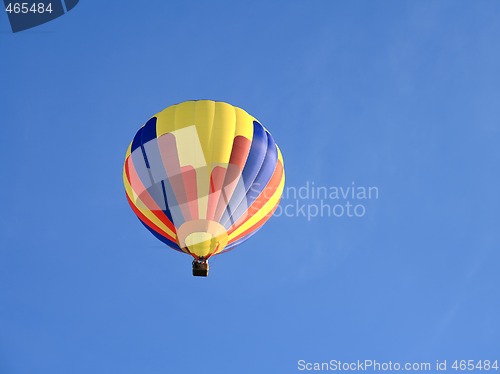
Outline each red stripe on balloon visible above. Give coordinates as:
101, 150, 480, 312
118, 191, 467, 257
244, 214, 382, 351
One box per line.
227, 200, 281, 245
125, 193, 177, 244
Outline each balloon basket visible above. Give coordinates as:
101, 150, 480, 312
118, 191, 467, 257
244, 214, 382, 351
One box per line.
192, 260, 209, 277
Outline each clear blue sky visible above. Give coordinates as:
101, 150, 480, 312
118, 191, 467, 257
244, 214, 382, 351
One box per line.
1, 1, 499, 373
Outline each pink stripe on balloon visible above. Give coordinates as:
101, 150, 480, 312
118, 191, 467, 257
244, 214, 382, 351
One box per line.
213, 136, 251, 222
206, 166, 226, 220
180, 166, 199, 220
157, 133, 191, 222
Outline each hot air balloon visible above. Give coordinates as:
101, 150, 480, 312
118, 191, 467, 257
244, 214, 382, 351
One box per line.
123, 100, 285, 276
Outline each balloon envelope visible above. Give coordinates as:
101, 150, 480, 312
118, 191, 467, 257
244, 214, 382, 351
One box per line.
123, 100, 285, 259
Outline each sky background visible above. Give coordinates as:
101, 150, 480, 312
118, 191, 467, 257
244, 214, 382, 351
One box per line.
1, 1, 499, 373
